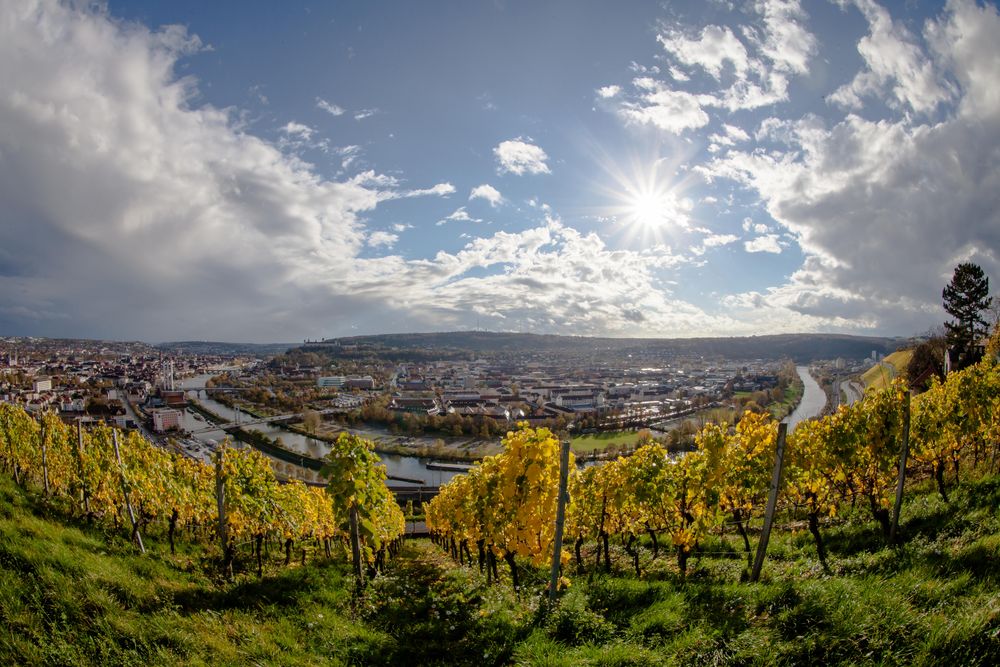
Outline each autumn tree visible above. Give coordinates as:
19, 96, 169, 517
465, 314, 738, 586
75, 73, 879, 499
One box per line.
906, 336, 947, 393
301, 409, 322, 435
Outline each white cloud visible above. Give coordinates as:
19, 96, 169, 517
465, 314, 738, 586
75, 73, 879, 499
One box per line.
315, 97, 345, 116
8, 0, 995, 341
723, 123, 751, 142
658, 24, 750, 80
596, 85, 621, 98
829, 0, 950, 113
377, 181, 456, 201
610, 0, 816, 129
494, 138, 551, 175
436, 207, 483, 226
927, 0, 1000, 119
702, 0, 1000, 333
618, 80, 711, 134
702, 233, 740, 247
469, 183, 503, 206
744, 235, 783, 253
709, 122, 752, 147
749, 0, 817, 75
629, 61, 661, 75
741, 218, 771, 234
281, 121, 315, 139
367, 231, 398, 248
354, 108, 377, 120
669, 67, 691, 82
356, 217, 733, 336
0, 0, 389, 341
334, 144, 362, 170
249, 84, 269, 105
392, 223, 412, 232
410, 182, 456, 197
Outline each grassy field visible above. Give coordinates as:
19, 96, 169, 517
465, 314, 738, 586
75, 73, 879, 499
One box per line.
570, 430, 645, 453
862, 349, 914, 390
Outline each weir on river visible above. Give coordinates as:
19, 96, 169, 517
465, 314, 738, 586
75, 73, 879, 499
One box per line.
176, 375, 463, 488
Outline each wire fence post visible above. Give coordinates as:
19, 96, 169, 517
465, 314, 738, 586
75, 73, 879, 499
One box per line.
548, 439, 571, 603
890, 390, 911, 544
751, 422, 787, 583
76, 419, 91, 515
40, 416, 50, 497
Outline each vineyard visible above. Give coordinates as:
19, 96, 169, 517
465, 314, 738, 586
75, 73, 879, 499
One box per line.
2, 343, 1000, 664
0, 408, 405, 580
427, 345, 1000, 585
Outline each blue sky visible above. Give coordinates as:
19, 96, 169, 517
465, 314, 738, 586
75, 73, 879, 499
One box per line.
1, 0, 997, 342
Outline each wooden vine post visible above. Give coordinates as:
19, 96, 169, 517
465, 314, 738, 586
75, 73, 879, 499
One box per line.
112, 430, 145, 554
75, 419, 91, 515
349, 502, 363, 584
750, 422, 788, 583
890, 390, 911, 545
39, 417, 50, 497
215, 445, 232, 577
548, 439, 571, 603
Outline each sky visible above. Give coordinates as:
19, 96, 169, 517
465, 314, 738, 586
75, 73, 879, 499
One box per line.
1, 0, 998, 343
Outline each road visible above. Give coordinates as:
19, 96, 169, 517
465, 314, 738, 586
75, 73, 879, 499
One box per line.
119, 395, 159, 442
840, 380, 864, 406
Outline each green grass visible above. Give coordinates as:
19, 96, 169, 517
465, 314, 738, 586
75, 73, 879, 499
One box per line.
768, 379, 804, 421
570, 431, 645, 453
0, 476, 389, 665
4, 468, 1000, 665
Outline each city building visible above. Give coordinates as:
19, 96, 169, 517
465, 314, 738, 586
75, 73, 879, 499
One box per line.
152, 408, 181, 432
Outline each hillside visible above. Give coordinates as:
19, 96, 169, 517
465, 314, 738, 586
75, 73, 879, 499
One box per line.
302, 331, 903, 362
155, 340, 297, 357
4, 469, 1000, 665
862, 349, 915, 390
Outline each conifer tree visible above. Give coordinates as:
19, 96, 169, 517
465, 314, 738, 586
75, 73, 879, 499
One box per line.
943, 262, 991, 370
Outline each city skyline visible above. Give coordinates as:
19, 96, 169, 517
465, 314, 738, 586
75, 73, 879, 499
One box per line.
1, 0, 998, 342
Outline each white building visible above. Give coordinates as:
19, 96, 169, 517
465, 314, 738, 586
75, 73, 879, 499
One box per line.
152, 408, 181, 432
32, 378, 52, 392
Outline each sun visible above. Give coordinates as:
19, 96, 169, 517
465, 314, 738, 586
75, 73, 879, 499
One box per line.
627, 188, 674, 231
584, 143, 699, 248
609, 167, 695, 248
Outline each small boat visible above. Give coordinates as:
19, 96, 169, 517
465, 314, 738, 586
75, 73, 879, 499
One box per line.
426, 460, 475, 472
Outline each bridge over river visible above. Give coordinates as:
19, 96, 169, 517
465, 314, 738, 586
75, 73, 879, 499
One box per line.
185, 406, 341, 435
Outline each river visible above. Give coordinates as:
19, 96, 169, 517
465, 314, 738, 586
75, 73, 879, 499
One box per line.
176, 375, 461, 487
784, 365, 827, 432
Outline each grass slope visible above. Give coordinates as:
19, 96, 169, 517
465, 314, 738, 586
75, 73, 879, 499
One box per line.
862, 349, 914, 390
0, 476, 389, 665
4, 470, 1000, 665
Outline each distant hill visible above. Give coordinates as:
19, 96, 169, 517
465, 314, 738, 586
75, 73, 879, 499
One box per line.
301, 331, 905, 363
156, 340, 296, 357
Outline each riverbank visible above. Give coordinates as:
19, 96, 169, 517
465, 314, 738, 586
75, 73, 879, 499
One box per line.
186, 400, 227, 425
211, 392, 498, 463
